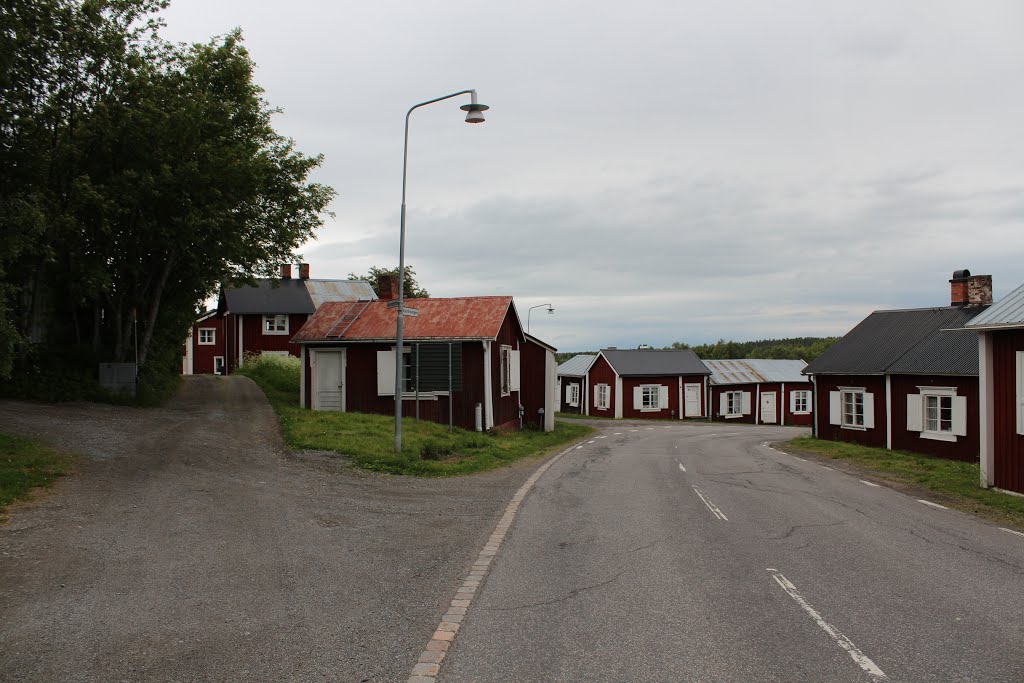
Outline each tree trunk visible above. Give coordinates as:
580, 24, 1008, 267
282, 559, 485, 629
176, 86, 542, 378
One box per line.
137, 256, 174, 367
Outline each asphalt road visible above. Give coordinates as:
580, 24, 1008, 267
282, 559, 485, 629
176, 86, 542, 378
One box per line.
440, 422, 1024, 682
0, 376, 539, 682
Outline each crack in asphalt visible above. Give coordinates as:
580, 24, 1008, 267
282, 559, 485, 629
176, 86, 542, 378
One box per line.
771, 521, 846, 540
484, 569, 627, 612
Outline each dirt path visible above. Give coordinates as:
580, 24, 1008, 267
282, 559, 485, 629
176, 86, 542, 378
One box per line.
0, 375, 538, 682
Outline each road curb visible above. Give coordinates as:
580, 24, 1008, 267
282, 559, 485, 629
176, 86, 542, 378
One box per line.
406, 438, 586, 682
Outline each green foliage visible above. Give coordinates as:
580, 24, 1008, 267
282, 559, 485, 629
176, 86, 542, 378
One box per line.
785, 436, 1024, 528
0, 0, 334, 401
668, 337, 839, 362
0, 432, 74, 516
348, 265, 429, 299
237, 353, 592, 476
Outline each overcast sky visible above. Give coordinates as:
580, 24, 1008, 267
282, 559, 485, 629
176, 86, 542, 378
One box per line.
160, 1, 1024, 352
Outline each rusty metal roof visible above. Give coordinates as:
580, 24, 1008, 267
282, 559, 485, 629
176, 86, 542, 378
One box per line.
705, 359, 808, 385
292, 296, 516, 343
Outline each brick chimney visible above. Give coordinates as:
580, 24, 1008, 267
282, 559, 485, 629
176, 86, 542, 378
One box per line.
950, 269, 970, 306
968, 274, 993, 305
299, 263, 310, 280
377, 274, 399, 301
280, 264, 292, 279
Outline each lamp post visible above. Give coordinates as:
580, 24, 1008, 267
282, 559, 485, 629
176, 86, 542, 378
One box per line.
394, 90, 488, 452
527, 303, 554, 333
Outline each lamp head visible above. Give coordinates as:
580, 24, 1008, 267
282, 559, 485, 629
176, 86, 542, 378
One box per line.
460, 102, 489, 124
547, 306, 554, 314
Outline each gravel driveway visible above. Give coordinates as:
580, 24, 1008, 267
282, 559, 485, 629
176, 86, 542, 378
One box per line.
0, 375, 541, 682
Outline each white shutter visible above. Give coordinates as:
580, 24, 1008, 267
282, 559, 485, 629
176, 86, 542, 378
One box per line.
594, 384, 601, 407
1018, 352, 1024, 436
790, 391, 797, 413
510, 350, 521, 391
829, 391, 842, 425
952, 395, 968, 437
377, 350, 396, 396
906, 394, 923, 432
863, 392, 875, 429
741, 392, 752, 415
566, 384, 573, 403
633, 386, 643, 409
719, 393, 728, 416
659, 385, 669, 409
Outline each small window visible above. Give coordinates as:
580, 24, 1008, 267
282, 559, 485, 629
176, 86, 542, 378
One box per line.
500, 345, 512, 396
842, 389, 865, 428
726, 391, 743, 416
642, 385, 659, 410
596, 383, 609, 410
198, 328, 215, 345
263, 314, 289, 335
792, 390, 809, 414
924, 394, 953, 433
567, 383, 580, 407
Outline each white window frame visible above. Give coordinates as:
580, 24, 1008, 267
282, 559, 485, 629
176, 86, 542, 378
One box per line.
213, 356, 225, 375
567, 383, 580, 407
726, 390, 743, 417
263, 314, 289, 335
198, 327, 216, 345
640, 385, 660, 411
791, 390, 810, 414
910, 386, 966, 443
500, 344, 512, 397
841, 388, 865, 429
595, 383, 610, 410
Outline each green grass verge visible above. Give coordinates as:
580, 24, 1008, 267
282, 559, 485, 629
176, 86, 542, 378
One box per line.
0, 433, 74, 517
238, 354, 594, 476
784, 436, 1024, 528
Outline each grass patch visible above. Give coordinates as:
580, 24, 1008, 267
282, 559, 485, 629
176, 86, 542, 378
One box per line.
238, 354, 593, 475
784, 436, 1024, 529
1, 433, 74, 517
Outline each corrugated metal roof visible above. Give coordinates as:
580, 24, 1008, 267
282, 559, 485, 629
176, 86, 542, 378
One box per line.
600, 349, 710, 377
704, 359, 807, 385
557, 354, 597, 377
222, 279, 314, 314
292, 296, 515, 343
305, 280, 377, 307
965, 282, 1024, 329
805, 306, 987, 376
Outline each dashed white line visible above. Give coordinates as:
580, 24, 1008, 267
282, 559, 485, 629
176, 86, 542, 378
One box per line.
792, 456, 807, 462
630, 429, 639, 432
588, 440, 596, 444
768, 570, 887, 680
1000, 527, 1024, 538
613, 432, 623, 435
820, 466, 834, 471
860, 480, 880, 488
692, 486, 728, 520
677, 462, 686, 472
596, 435, 608, 439
917, 499, 948, 510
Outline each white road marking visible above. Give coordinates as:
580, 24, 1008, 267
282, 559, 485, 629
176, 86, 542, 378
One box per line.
917, 499, 948, 510
793, 456, 807, 462
677, 462, 686, 472
630, 429, 639, 432
613, 432, 623, 435
768, 570, 887, 681
707, 433, 717, 437
576, 446, 583, 450
692, 486, 728, 520
596, 435, 607, 439
1000, 527, 1024, 538
820, 466, 834, 471
664, 426, 672, 429
646, 427, 654, 430
588, 440, 596, 444
860, 480, 880, 487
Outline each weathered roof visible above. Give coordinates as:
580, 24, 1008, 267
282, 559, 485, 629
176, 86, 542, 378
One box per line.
291, 296, 516, 343
965, 282, 1024, 330
220, 278, 376, 315
705, 359, 808, 385
557, 354, 597, 377
524, 333, 557, 353
599, 349, 710, 377
306, 280, 377, 308
805, 306, 987, 376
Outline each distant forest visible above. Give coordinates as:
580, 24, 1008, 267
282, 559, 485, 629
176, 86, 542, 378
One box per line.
555, 337, 839, 365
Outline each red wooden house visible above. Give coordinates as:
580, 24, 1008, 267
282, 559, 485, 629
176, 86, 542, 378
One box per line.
290, 288, 556, 432
182, 264, 376, 374
555, 354, 597, 415
966, 281, 1024, 494
803, 270, 991, 462
585, 348, 711, 420
704, 359, 812, 426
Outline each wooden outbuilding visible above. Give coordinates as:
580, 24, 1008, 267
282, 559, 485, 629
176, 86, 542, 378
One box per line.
585, 348, 711, 420
704, 359, 812, 426
556, 354, 597, 415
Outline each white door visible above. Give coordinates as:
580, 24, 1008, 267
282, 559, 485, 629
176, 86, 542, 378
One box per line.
313, 350, 345, 411
684, 383, 701, 417
760, 391, 777, 424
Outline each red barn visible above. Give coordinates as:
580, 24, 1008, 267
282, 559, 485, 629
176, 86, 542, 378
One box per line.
704, 359, 812, 426
182, 310, 225, 375
803, 270, 991, 462
290, 292, 556, 432
966, 281, 1024, 494
584, 348, 711, 420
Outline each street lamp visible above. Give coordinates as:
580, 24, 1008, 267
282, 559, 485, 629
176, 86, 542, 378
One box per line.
527, 303, 554, 333
394, 89, 488, 452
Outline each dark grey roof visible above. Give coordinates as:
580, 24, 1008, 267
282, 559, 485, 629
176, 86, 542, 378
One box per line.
805, 306, 988, 376
221, 279, 315, 314
600, 348, 710, 377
